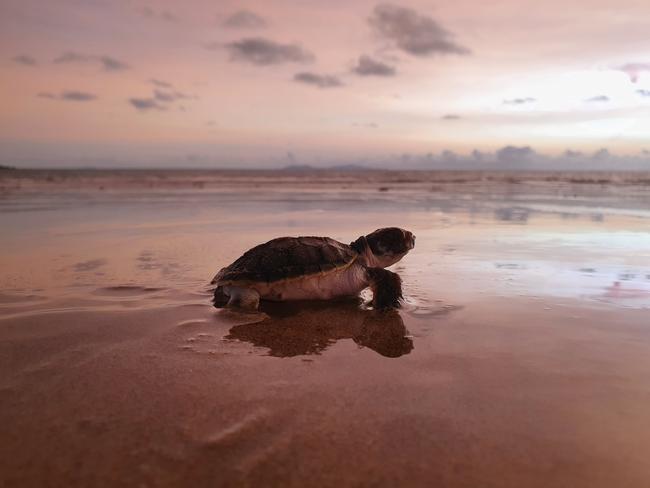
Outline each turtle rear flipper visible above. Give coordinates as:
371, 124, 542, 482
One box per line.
366, 267, 403, 310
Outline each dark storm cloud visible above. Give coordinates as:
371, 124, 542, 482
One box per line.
54, 52, 129, 71
293, 72, 344, 88
12, 55, 36, 66
368, 4, 470, 57
496, 145, 536, 163
637, 89, 650, 97
36, 90, 97, 101
223, 38, 315, 65
585, 95, 609, 102
351, 55, 396, 76
442, 114, 461, 120
129, 98, 166, 111
223, 10, 267, 29
503, 97, 536, 105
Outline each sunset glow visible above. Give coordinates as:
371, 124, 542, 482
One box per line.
2, 0, 650, 168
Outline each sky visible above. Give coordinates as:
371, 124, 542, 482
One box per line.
1, 0, 650, 169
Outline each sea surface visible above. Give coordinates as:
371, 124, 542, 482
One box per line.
1, 170, 650, 487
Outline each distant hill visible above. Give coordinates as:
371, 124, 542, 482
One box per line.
330, 164, 369, 172
281, 164, 315, 172
0, 164, 16, 171
281, 164, 368, 172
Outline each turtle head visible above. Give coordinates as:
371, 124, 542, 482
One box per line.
351, 227, 415, 268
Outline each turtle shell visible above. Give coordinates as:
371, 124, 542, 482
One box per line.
212, 236, 358, 285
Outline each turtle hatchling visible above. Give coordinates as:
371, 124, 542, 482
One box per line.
211, 227, 415, 310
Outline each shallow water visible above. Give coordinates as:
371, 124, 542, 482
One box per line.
1, 171, 650, 487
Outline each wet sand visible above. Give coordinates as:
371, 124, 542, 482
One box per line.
2, 170, 650, 487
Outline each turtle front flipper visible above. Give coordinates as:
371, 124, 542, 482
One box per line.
366, 267, 403, 310
213, 286, 260, 311
213, 286, 229, 308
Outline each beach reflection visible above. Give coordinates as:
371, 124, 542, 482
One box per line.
226, 302, 413, 358
3, 171, 650, 487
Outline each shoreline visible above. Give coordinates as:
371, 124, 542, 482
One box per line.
1, 174, 650, 487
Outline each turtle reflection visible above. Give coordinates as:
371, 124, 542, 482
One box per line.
226, 301, 413, 358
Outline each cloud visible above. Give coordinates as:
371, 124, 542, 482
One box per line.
441, 150, 458, 163
371, 147, 650, 171
149, 79, 173, 88
160, 11, 178, 22
442, 114, 461, 120
153, 89, 190, 102
351, 55, 396, 76
222, 38, 314, 66
496, 145, 536, 163
293, 72, 343, 88
12, 55, 36, 66
61, 91, 97, 101
503, 97, 536, 105
352, 122, 379, 128
99, 56, 129, 71
592, 148, 610, 160
368, 4, 470, 57
564, 149, 583, 157
54, 52, 89, 63
617, 63, 650, 83
585, 95, 610, 102
139, 6, 178, 22
471, 149, 486, 161
54, 52, 129, 71
223, 10, 266, 29
637, 89, 650, 97
37, 90, 97, 101
129, 98, 166, 111
129, 84, 195, 112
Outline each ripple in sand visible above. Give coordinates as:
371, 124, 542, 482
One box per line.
0, 292, 48, 305
405, 303, 464, 318
176, 319, 210, 327
92, 285, 167, 297
72, 259, 107, 272
202, 410, 270, 447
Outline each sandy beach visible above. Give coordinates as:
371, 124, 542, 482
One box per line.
2, 170, 650, 487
